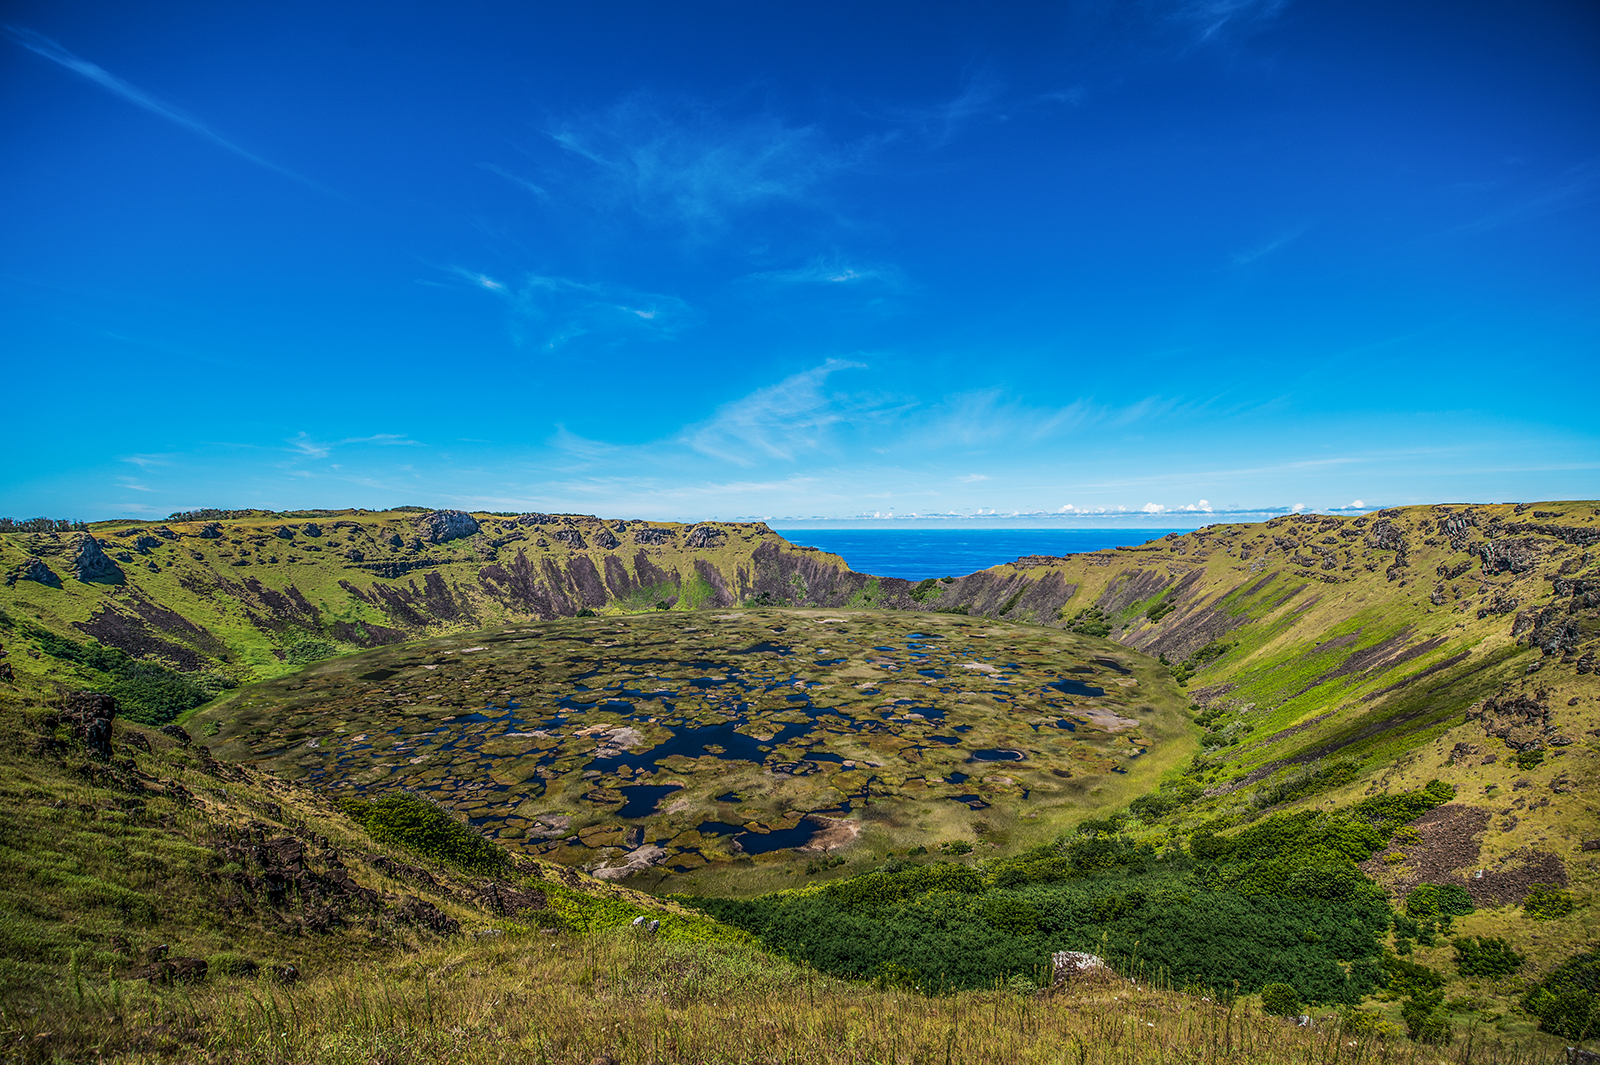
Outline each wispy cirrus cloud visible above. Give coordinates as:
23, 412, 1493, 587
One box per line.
478, 162, 550, 200
746, 256, 902, 288
454, 268, 691, 351
1158, 0, 1290, 45
1232, 225, 1309, 266
683, 359, 884, 465
6, 25, 329, 193
120, 453, 177, 469
874, 72, 1009, 148
286, 432, 421, 459
540, 94, 864, 234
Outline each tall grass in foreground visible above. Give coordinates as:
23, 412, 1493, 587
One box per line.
1, 931, 1567, 1065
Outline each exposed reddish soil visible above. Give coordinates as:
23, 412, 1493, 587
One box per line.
1359, 802, 1569, 906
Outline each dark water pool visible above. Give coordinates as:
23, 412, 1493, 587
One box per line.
614, 784, 682, 818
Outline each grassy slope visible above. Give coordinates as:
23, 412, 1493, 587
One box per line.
2, 500, 1596, 1060
1, 699, 1560, 1065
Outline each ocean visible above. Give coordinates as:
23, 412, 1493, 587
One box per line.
771, 527, 1198, 580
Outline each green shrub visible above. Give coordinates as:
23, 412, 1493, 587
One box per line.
1145, 599, 1175, 622
909, 578, 943, 603
1452, 936, 1524, 977
1382, 954, 1443, 999
1513, 748, 1545, 769
1523, 884, 1574, 920
285, 637, 336, 664
1261, 982, 1301, 1016
1523, 953, 1600, 1039
1063, 607, 1111, 637
1405, 883, 1474, 919
206, 952, 259, 977
340, 791, 507, 875
1401, 990, 1451, 1045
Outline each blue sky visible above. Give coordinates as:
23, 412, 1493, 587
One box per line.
3, 0, 1596, 524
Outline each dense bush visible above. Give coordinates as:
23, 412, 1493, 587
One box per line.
1401, 990, 1451, 1045
1522, 952, 1598, 1039
285, 637, 336, 665
1261, 982, 1302, 1016
686, 785, 1455, 1005
1405, 883, 1473, 920
692, 868, 1388, 999
1451, 936, 1524, 977
340, 791, 507, 875
1381, 954, 1443, 998
1062, 607, 1111, 637
1523, 884, 1574, 920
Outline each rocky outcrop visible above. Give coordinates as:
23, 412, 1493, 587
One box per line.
635, 527, 673, 545
61, 691, 117, 759
1471, 690, 1553, 751
685, 525, 725, 549
1052, 951, 1116, 987
72, 535, 124, 584
413, 510, 479, 544
7, 556, 61, 588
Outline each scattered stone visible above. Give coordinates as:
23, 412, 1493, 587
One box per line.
160, 723, 192, 747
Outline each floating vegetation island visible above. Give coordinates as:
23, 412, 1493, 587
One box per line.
196, 609, 1192, 891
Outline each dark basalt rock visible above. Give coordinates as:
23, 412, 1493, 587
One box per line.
302, 522, 322, 537
132, 534, 163, 554
61, 691, 117, 759
413, 510, 479, 544
685, 525, 725, 549
593, 529, 621, 550
197, 522, 223, 539
152, 525, 177, 539
160, 723, 192, 747
274, 525, 296, 539
396, 896, 460, 935
1480, 538, 1538, 575
552, 527, 587, 549
634, 527, 673, 545
7, 556, 61, 588
72, 535, 124, 584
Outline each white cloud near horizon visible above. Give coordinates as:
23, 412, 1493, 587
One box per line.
7, 26, 328, 193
